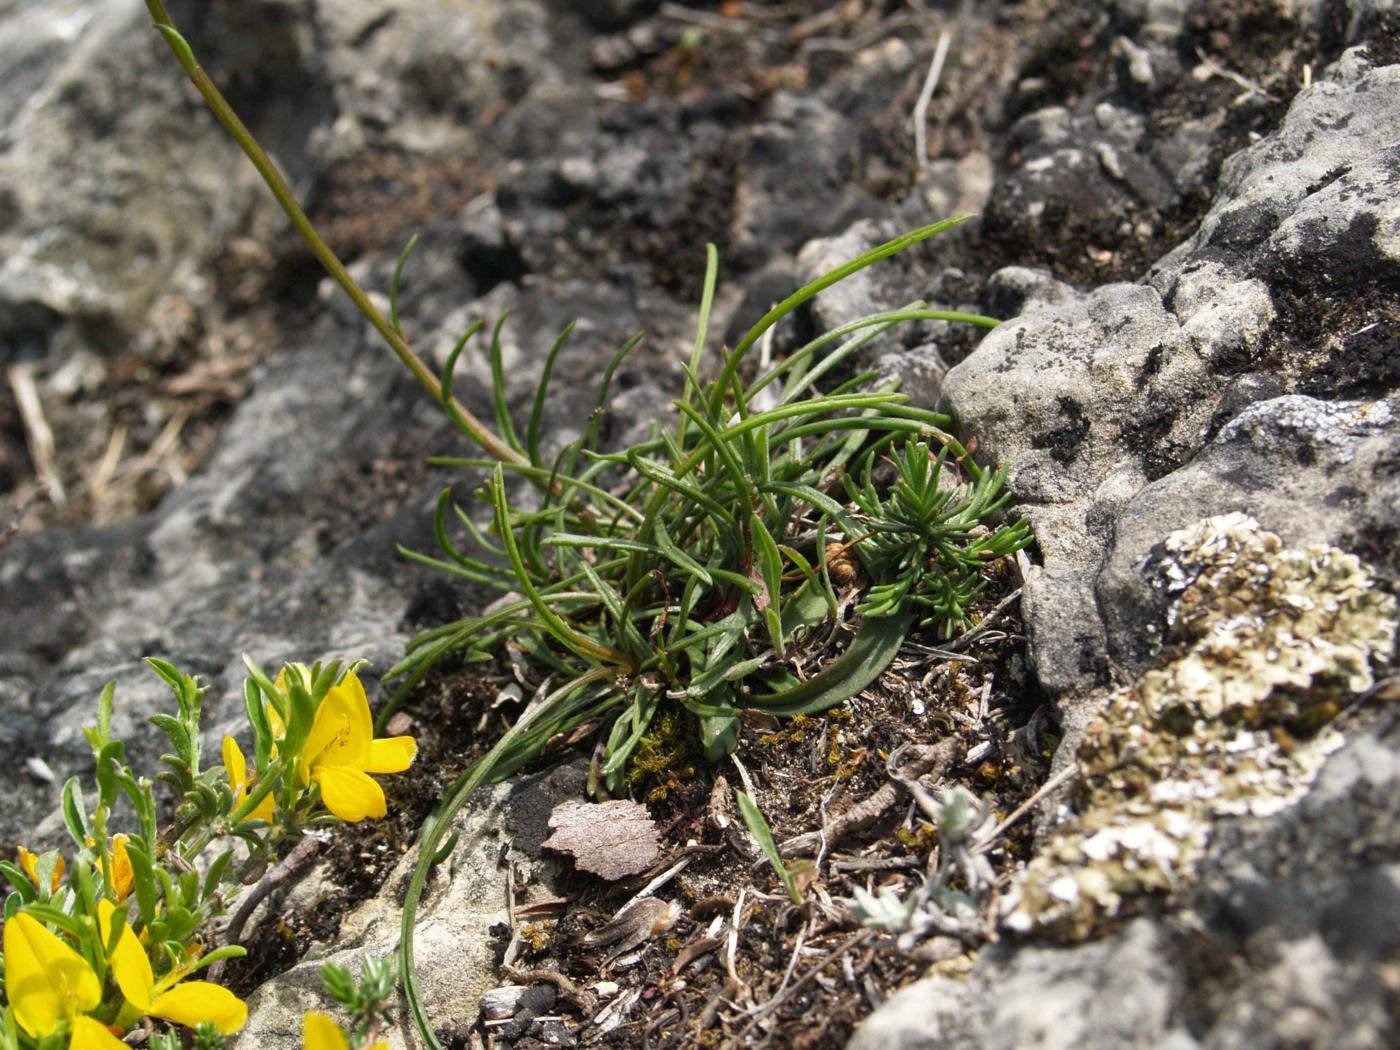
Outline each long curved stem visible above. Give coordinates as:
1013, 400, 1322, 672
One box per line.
142, 0, 526, 469
399, 668, 617, 1048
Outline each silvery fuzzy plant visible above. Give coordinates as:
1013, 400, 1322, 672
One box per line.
141, 4, 1032, 1046
850, 785, 998, 948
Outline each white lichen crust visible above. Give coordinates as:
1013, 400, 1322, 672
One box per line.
1003, 513, 1397, 940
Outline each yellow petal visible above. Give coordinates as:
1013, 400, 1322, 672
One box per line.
150, 981, 248, 1034
249, 785, 277, 823
18, 846, 64, 893
222, 736, 249, 795
98, 899, 155, 1012
17, 846, 38, 885
224, 736, 276, 823
303, 692, 355, 770
302, 1011, 353, 1050
68, 1015, 131, 1050
109, 835, 135, 902
313, 766, 386, 822
329, 672, 375, 766
3, 912, 101, 1038
366, 735, 417, 774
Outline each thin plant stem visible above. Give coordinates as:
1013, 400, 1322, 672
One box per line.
141, 0, 526, 469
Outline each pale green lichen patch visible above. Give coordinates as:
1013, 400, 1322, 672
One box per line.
1003, 512, 1397, 940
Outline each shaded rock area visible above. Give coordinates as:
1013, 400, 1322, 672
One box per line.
2, 0, 1398, 1048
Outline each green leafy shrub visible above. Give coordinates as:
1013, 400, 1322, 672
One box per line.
381, 221, 1028, 794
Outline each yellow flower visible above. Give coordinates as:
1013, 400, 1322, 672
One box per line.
68, 1016, 130, 1050
17, 846, 64, 893
303, 1011, 388, 1050
222, 736, 277, 823
98, 899, 247, 1034
107, 834, 135, 902
2, 911, 101, 1040
297, 671, 416, 823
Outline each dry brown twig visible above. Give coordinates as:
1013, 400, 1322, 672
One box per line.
498, 966, 595, 1014
973, 760, 1080, 855
209, 835, 323, 983
7, 363, 65, 505
780, 737, 961, 856
1193, 47, 1279, 103
913, 29, 953, 170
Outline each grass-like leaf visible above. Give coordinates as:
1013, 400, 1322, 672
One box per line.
736, 790, 803, 906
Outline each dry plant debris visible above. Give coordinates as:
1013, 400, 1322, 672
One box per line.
542, 800, 664, 881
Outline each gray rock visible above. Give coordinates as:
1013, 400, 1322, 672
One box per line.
851, 719, 1400, 1050
1181, 717, 1400, 1050
849, 919, 1190, 1050
941, 276, 1237, 692
856, 30, 1400, 1050
1152, 56, 1400, 287
0, 0, 262, 359
564, 0, 660, 32
944, 52, 1400, 698
1098, 394, 1400, 673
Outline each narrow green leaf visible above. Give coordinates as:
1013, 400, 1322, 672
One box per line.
243, 679, 273, 767
751, 611, 912, 715
488, 466, 627, 666
527, 321, 575, 468
96, 681, 115, 745
144, 657, 184, 691
202, 850, 234, 900
439, 320, 484, 405
389, 233, 420, 337
626, 451, 737, 529
19, 904, 85, 939
601, 685, 660, 776
181, 944, 247, 977
241, 654, 287, 725
94, 739, 125, 809
487, 313, 524, 454
397, 546, 515, 588
153, 23, 198, 74
699, 712, 740, 763
61, 778, 88, 847
148, 714, 190, 757
736, 791, 801, 905
0, 861, 36, 900
654, 518, 713, 585
712, 215, 977, 414
566, 333, 646, 479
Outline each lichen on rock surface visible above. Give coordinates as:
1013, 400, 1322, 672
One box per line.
1004, 513, 1397, 940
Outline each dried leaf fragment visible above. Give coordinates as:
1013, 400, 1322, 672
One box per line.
542, 799, 661, 880
582, 896, 682, 952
